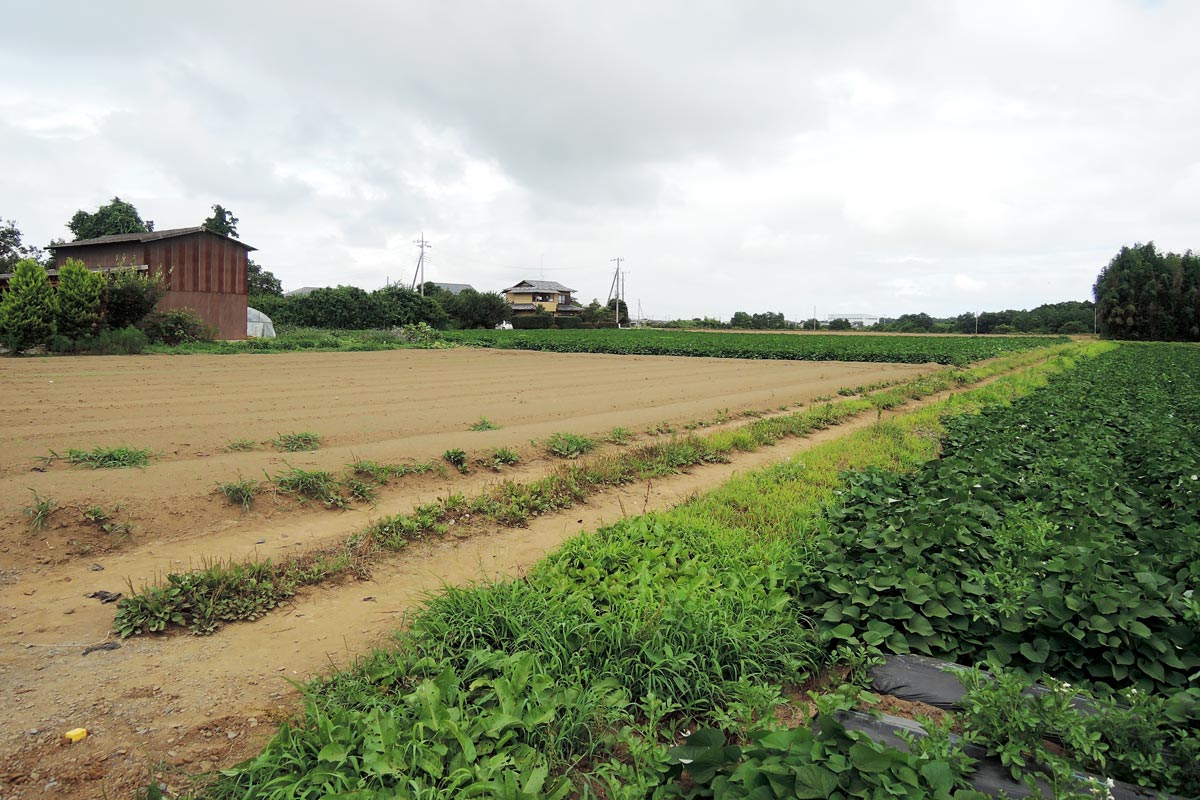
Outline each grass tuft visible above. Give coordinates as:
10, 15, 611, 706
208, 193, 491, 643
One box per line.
23, 490, 55, 531
273, 465, 345, 507
268, 431, 322, 452
59, 445, 152, 469
487, 447, 521, 471
602, 426, 634, 445
218, 476, 260, 510
468, 417, 500, 431
545, 432, 598, 459
224, 438, 256, 452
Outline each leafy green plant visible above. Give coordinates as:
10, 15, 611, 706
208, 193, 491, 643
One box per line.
141, 307, 211, 345
603, 426, 633, 445
268, 431, 322, 452
60, 445, 152, 468
487, 447, 520, 471
224, 438, 256, 452
218, 476, 260, 510
545, 432, 598, 459
443, 448, 469, 474
23, 490, 55, 531
468, 417, 500, 431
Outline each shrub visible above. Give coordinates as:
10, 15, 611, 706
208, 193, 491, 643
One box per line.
102, 267, 165, 329
0, 259, 56, 354
90, 326, 148, 354
142, 307, 211, 344
554, 316, 583, 329
55, 259, 102, 340
513, 307, 555, 329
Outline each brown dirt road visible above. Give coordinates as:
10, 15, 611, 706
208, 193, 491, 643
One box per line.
0, 349, 932, 798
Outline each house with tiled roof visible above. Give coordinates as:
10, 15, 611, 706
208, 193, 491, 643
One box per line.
501, 279, 583, 317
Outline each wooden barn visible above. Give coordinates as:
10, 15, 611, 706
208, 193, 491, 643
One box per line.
49, 227, 255, 340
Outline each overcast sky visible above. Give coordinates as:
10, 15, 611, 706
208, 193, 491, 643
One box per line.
3, 1, 1197, 320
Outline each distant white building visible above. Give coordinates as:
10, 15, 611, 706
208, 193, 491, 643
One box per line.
825, 313, 880, 328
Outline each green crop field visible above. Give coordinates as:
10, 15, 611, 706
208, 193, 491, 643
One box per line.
445, 328, 1067, 365
197, 343, 1199, 799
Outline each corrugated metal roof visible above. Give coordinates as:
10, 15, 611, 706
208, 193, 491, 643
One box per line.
51, 226, 256, 251
502, 279, 576, 293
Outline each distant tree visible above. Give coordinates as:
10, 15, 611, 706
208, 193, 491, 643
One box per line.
605, 298, 630, 325
801, 318, 822, 330
730, 311, 752, 328
374, 284, 449, 329
0, 259, 56, 353
580, 298, 606, 324
441, 289, 511, 329
827, 317, 852, 330
55, 259, 103, 339
749, 311, 787, 329
890, 313, 935, 333
247, 261, 283, 297
202, 204, 239, 237
1, 219, 44, 271
68, 197, 153, 240
1094, 243, 1200, 341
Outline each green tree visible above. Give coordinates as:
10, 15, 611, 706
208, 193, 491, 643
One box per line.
579, 298, 606, 324
1, 219, 43, 271
68, 197, 153, 240
202, 204, 239, 237
55, 259, 103, 339
1094, 242, 1199, 341
103, 268, 166, 329
730, 311, 752, 328
248, 261, 283, 297
0, 259, 57, 353
605, 297, 630, 325
827, 317, 852, 330
440, 289, 511, 329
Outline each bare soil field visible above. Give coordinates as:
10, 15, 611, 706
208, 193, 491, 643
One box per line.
0, 348, 932, 798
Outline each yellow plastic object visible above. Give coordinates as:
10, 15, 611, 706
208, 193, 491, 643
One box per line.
64, 728, 87, 743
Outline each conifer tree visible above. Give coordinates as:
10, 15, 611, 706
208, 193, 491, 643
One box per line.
0, 259, 57, 353
55, 258, 103, 340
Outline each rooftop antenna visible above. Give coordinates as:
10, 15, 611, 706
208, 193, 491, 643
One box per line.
411, 232, 431, 294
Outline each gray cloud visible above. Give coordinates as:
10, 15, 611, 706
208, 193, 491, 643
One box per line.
3, 0, 1198, 318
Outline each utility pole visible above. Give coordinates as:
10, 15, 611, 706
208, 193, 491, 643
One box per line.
608, 257, 624, 328
411, 233, 431, 294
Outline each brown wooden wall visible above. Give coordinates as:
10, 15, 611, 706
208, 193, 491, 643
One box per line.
54, 231, 250, 339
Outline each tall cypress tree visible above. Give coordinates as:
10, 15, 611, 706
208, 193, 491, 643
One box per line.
56, 258, 103, 340
0, 259, 57, 353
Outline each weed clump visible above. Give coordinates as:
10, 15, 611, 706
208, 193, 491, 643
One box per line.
545, 432, 598, 459
443, 448, 469, 474
23, 490, 55, 531
269, 432, 322, 452
57, 445, 152, 468
218, 476, 260, 510
468, 417, 500, 431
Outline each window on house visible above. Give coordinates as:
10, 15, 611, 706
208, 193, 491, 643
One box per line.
533, 293, 551, 302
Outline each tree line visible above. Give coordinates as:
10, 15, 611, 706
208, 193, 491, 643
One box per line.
1094, 242, 1200, 341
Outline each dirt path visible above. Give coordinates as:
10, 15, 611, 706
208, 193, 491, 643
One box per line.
0, 349, 938, 799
